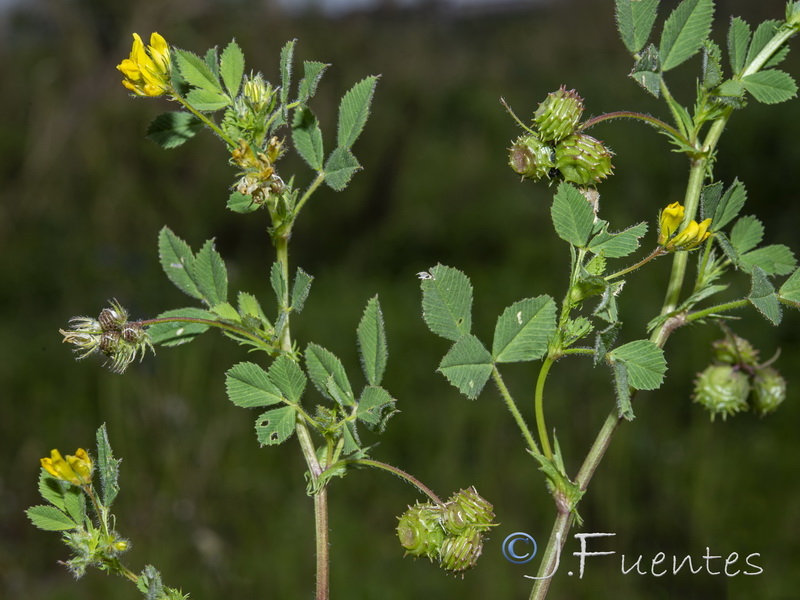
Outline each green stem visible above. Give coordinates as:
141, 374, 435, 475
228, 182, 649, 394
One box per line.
346, 458, 444, 504
527, 510, 572, 600
492, 366, 539, 455
138, 316, 270, 349
293, 173, 326, 220
605, 247, 667, 281
580, 110, 687, 144
534, 357, 555, 461
171, 93, 237, 148
685, 298, 749, 324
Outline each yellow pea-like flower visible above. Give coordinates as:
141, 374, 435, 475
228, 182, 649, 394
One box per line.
41, 448, 93, 486
658, 202, 685, 245
117, 32, 171, 97
669, 217, 712, 251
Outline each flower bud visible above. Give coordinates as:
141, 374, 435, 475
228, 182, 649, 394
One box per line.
554, 133, 613, 185
658, 202, 684, 245
509, 134, 555, 181
750, 366, 787, 416
693, 364, 750, 421
534, 86, 584, 143
712, 335, 760, 367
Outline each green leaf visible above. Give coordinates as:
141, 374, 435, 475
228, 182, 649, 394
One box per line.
279, 40, 296, 119
205, 47, 220, 79
612, 362, 635, 421
699, 181, 723, 221
26, 505, 77, 531
238, 292, 271, 327
175, 49, 223, 93
551, 182, 595, 247
727, 16, 751, 74
342, 422, 361, 455
658, 0, 714, 72
270, 262, 287, 307
227, 191, 259, 214
305, 344, 355, 407
749, 266, 782, 325
38, 471, 66, 511
185, 88, 231, 111
95, 424, 120, 507
420, 264, 473, 341
255, 406, 297, 445
745, 20, 781, 68
146, 112, 202, 149
710, 178, 747, 230
438, 334, 493, 400
61, 485, 84, 525
588, 222, 648, 258
357, 296, 388, 386
292, 106, 325, 171
226, 362, 285, 408
713, 231, 741, 268
764, 46, 790, 69
267, 354, 307, 404
615, 0, 659, 55
779, 268, 800, 307
337, 75, 379, 149
356, 385, 397, 432
702, 40, 723, 89
211, 301, 240, 321
608, 340, 667, 390
298, 61, 329, 104
629, 44, 661, 97
220, 39, 245, 98
492, 296, 557, 363
741, 245, 797, 276
147, 307, 214, 346
158, 227, 202, 300
594, 322, 622, 365
193, 239, 228, 306
324, 147, 361, 191
742, 70, 798, 104
712, 79, 746, 107
290, 268, 314, 313
730, 215, 763, 254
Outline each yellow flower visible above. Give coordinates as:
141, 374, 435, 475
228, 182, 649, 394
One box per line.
117, 32, 171, 97
668, 217, 712, 251
41, 448, 93, 486
658, 202, 685, 245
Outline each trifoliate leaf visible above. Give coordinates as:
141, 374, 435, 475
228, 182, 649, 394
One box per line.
491, 296, 557, 363
192, 239, 228, 306
185, 88, 230, 111
742, 70, 798, 104
357, 296, 388, 386
438, 334, 493, 400
551, 182, 595, 247
615, 0, 659, 55
175, 49, 223, 93
741, 245, 797, 276
749, 266, 782, 325
356, 385, 397, 432
298, 61, 329, 104
659, 0, 714, 72
158, 226, 202, 300
745, 20, 781, 68
37, 471, 66, 511
220, 39, 245, 98
730, 215, 764, 254
255, 406, 297, 445
779, 268, 800, 308
608, 340, 667, 390
305, 344, 355, 407
26, 505, 77, 531
337, 76, 379, 149
292, 106, 325, 171
709, 178, 747, 230
420, 264, 473, 341
588, 222, 648, 258
267, 354, 307, 404
146, 112, 202, 149
227, 191, 259, 214
323, 147, 361, 191
727, 16, 751, 75
226, 362, 286, 408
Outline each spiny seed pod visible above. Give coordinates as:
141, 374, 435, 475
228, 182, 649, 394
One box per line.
438, 528, 484, 575
712, 335, 760, 367
508, 133, 555, 181
98, 302, 129, 332
396, 503, 445, 561
534, 86, 584, 143
693, 364, 750, 421
121, 322, 146, 344
99, 330, 122, 356
444, 487, 495, 533
750, 366, 787, 416
554, 133, 614, 186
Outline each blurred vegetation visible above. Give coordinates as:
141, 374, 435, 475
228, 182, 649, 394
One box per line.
2, 0, 799, 598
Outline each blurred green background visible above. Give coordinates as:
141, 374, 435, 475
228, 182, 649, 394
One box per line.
2, 0, 799, 598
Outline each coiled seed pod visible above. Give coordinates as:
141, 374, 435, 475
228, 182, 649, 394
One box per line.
712, 335, 760, 367
438, 528, 484, 574
508, 133, 555, 181
693, 364, 750, 421
554, 133, 614, 186
98, 304, 128, 332
444, 487, 495, 533
750, 366, 787, 416
396, 503, 445, 561
534, 86, 584, 143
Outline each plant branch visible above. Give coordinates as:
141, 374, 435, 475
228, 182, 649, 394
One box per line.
346, 458, 444, 504
534, 357, 555, 461
492, 366, 540, 455
580, 110, 687, 144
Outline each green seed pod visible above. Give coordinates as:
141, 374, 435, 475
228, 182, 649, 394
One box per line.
750, 366, 787, 416
508, 133, 555, 181
396, 503, 445, 561
712, 335, 760, 367
443, 487, 495, 534
534, 86, 584, 142
554, 133, 614, 186
438, 528, 484, 574
693, 364, 750, 421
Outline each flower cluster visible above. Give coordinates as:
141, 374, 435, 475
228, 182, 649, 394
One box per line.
116, 32, 172, 97
60, 300, 154, 373
396, 487, 495, 576
508, 87, 614, 186
658, 202, 712, 250
41, 448, 93, 486
693, 334, 786, 420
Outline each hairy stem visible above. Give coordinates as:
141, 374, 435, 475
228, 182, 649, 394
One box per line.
580, 110, 687, 144
534, 357, 555, 461
347, 458, 444, 504
492, 366, 540, 455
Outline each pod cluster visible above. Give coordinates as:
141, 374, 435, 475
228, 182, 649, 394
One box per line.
396, 486, 495, 575
693, 335, 786, 420
508, 87, 613, 186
